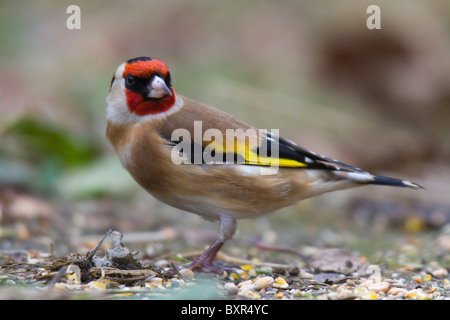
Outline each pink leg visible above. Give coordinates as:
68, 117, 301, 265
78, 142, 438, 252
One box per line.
184, 217, 237, 275
185, 238, 225, 274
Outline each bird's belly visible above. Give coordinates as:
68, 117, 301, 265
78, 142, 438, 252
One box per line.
152, 191, 278, 221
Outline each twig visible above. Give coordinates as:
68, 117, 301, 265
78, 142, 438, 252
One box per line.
46, 265, 68, 291
180, 250, 292, 269
85, 229, 113, 262
88, 267, 157, 278
254, 240, 310, 268
134, 274, 157, 286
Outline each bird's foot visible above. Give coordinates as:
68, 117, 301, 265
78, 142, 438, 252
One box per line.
181, 238, 241, 277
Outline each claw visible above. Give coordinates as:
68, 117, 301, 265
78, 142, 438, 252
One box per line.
222, 267, 241, 279
180, 237, 245, 277
183, 263, 242, 278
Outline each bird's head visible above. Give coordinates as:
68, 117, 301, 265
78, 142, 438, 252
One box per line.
107, 57, 180, 123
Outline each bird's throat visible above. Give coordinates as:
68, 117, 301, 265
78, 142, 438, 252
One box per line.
126, 88, 176, 116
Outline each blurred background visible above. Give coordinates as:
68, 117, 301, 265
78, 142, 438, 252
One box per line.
1, 0, 450, 265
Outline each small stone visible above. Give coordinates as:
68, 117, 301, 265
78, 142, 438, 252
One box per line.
327, 292, 339, 300
88, 280, 107, 290
179, 268, 195, 279
53, 283, 69, 291
156, 259, 170, 267
288, 266, 300, 276
274, 292, 284, 299
148, 277, 163, 286
241, 264, 256, 279
337, 286, 354, 299
406, 289, 428, 300
387, 287, 408, 296
253, 276, 274, 290
238, 287, 261, 300
353, 286, 366, 297
346, 279, 356, 286
237, 280, 253, 288
316, 293, 329, 300
224, 282, 239, 295
247, 268, 257, 277
171, 278, 185, 287
230, 269, 248, 280
274, 276, 288, 288
300, 270, 313, 279
241, 264, 252, 272
432, 267, 448, 278
292, 289, 303, 297
361, 291, 378, 300
368, 281, 390, 293
360, 279, 374, 288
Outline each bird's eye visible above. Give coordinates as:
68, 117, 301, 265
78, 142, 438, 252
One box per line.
165, 72, 172, 87
126, 75, 136, 86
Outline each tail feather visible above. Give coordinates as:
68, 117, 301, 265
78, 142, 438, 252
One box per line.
339, 171, 424, 190
368, 175, 424, 190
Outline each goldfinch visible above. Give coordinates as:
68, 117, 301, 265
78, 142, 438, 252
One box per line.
106, 56, 422, 274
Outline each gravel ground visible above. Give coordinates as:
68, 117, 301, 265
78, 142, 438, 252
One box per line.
1, 182, 449, 301
1, 223, 450, 301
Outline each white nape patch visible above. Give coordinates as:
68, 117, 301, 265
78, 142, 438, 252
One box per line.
106, 62, 128, 124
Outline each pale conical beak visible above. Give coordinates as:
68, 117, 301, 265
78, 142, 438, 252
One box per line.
148, 75, 172, 98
